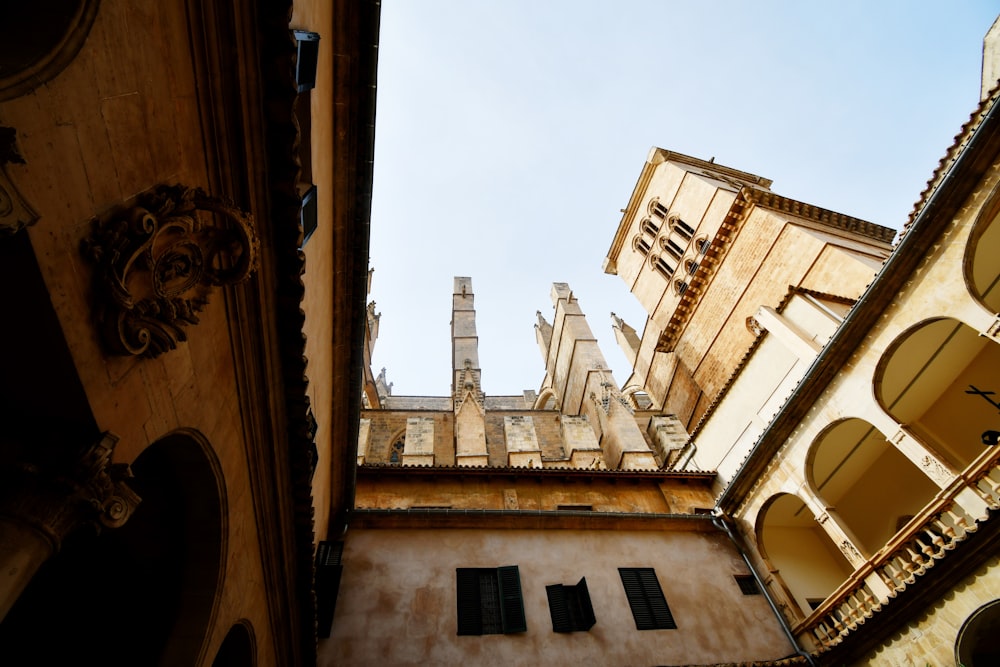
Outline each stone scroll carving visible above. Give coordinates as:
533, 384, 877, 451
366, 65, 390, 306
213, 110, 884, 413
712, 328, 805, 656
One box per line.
0, 126, 39, 237
83, 184, 259, 357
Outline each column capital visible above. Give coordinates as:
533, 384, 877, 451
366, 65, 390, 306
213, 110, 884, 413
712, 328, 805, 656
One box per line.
0, 432, 141, 551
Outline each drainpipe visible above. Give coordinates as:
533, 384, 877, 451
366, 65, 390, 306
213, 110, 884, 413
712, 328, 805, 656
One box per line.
712, 512, 818, 667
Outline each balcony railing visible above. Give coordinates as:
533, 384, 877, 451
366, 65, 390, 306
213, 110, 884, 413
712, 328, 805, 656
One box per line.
793, 445, 1000, 654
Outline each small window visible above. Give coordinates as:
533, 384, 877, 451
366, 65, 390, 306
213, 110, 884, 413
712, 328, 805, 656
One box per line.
662, 238, 684, 260
695, 236, 711, 254
685, 259, 699, 275
640, 217, 660, 237
674, 280, 689, 296
647, 198, 669, 219
293, 30, 320, 92
670, 217, 695, 240
734, 575, 761, 595
456, 566, 527, 635
546, 577, 596, 632
633, 234, 651, 257
389, 438, 404, 465
619, 568, 676, 630
653, 256, 674, 279
300, 184, 318, 245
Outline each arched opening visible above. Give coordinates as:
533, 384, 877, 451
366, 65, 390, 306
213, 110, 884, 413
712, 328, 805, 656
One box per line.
0, 429, 226, 665
964, 185, 1000, 313
956, 599, 1000, 666
874, 318, 1000, 470
212, 620, 256, 667
0, 1, 101, 100
806, 418, 937, 554
756, 493, 853, 617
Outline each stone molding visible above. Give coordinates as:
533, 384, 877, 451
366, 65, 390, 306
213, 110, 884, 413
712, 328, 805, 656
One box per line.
83, 184, 259, 357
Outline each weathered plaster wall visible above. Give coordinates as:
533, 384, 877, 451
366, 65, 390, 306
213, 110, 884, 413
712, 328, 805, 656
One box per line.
322, 528, 794, 667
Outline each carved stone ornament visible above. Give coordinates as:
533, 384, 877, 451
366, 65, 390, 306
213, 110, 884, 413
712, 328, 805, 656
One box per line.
83, 184, 259, 357
0, 432, 141, 551
0, 126, 39, 237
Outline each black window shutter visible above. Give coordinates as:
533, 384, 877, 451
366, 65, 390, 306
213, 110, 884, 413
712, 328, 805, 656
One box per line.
496, 566, 527, 633
639, 568, 676, 629
620, 568, 654, 630
619, 567, 676, 630
456, 569, 483, 635
546, 584, 572, 633
576, 577, 596, 631
315, 541, 344, 638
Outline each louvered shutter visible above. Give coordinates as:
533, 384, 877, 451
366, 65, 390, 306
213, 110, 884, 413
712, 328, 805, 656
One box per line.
316, 541, 344, 638
546, 584, 572, 632
456, 569, 483, 635
576, 577, 596, 631
497, 566, 527, 633
619, 568, 654, 630
638, 568, 676, 629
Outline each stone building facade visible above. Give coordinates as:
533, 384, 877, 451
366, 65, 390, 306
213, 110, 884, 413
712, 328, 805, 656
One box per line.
0, 1, 378, 664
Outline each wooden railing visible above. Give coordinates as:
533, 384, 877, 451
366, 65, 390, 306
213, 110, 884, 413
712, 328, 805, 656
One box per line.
792, 446, 1000, 653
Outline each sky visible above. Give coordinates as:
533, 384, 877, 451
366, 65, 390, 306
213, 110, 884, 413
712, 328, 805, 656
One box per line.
368, 2, 999, 398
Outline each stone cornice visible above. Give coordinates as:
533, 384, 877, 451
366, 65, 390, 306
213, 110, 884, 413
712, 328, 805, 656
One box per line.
357, 463, 716, 482
747, 190, 895, 244
349, 507, 719, 532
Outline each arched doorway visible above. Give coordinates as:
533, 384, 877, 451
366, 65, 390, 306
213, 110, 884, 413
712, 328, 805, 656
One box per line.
0, 429, 227, 665
756, 492, 853, 616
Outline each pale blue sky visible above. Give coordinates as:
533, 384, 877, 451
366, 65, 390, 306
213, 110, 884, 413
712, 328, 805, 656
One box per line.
369, 2, 998, 397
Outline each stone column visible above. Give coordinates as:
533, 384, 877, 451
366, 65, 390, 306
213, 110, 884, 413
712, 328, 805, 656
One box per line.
799, 484, 894, 603
0, 432, 140, 621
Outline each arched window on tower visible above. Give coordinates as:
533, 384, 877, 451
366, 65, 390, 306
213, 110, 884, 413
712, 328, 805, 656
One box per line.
670, 216, 695, 241
389, 438, 405, 465
648, 198, 669, 219
674, 280, 689, 296
653, 255, 675, 279
661, 237, 685, 261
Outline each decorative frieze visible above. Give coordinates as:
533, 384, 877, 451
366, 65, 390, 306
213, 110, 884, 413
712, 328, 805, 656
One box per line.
83, 184, 259, 357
